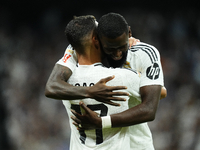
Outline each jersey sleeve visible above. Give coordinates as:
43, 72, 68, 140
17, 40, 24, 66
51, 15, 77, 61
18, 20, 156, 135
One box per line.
56, 44, 77, 72
136, 43, 164, 87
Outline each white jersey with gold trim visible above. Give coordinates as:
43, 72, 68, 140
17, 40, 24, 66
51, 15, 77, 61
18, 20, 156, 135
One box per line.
63, 63, 141, 150
57, 42, 164, 88
57, 42, 160, 149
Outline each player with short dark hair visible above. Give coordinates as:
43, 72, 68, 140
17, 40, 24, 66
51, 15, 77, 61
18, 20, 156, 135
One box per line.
98, 13, 130, 68
69, 13, 164, 149
45, 12, 166, 150
63, 15, 141, 150
65, 15, 97, 51
45, 16, 140, 106
97, 13, 129, 39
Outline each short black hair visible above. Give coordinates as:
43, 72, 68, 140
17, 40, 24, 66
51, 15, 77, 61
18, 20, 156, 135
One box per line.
65, 15, 96, 49
97, 13, 129, 39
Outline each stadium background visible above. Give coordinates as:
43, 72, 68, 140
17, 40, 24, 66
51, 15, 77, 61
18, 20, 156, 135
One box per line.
0, 0, 200, 149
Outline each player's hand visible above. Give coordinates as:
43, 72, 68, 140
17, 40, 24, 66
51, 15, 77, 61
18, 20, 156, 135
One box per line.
128, 37, 140, 49
71, 101, 101, 130
87, 75, 129, 106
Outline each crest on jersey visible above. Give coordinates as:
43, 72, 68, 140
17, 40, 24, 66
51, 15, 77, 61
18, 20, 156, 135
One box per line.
146, 63, 160, 80
123, 61, 131, 69
65, 49, 74, 54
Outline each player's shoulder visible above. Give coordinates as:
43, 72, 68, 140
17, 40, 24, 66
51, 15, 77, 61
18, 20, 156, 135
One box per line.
130, 42, 158, 52
64, 44, 75, 54
129, 42, 160, 62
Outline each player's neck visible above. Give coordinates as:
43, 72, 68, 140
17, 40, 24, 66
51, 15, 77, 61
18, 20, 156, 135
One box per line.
77, 46, 101, 65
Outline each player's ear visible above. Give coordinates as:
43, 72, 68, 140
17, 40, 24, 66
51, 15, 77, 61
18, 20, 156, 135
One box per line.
93, 34, 100, 50
92, 31, 99, 43
93, 35, 98, 42
92, 30, 98, 40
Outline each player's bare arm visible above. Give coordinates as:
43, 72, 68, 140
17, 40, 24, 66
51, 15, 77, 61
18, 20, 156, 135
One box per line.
110, 85, 161, 127
45, 64, 85, 100
45, 64, 129, 106
71, 85, 161, 130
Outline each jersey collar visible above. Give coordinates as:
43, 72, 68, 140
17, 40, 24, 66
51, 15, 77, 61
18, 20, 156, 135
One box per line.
77, 62, 103, 67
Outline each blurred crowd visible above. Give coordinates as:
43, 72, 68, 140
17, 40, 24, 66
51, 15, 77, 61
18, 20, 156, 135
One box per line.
0, 6, 200, 150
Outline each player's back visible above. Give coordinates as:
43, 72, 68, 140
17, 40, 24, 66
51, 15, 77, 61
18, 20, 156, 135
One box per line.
62, 63, 140, 150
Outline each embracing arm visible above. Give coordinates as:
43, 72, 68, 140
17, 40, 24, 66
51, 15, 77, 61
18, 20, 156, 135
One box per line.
71, 85, 161, 129
45, 64, 88, 100
111, 85, 161, 127
45, 64, 129, 106
45, 34, 139, 100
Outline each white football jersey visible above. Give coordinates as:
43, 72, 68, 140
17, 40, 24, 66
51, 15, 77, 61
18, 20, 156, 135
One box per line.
125, 42, 164, 88
57, 44, 77, 72
57, 42, 164, 88
63, 63, 141, 150
57, 42, 160, 149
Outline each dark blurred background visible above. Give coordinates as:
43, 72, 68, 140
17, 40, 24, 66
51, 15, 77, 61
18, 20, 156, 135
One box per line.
0, 0, 200, 150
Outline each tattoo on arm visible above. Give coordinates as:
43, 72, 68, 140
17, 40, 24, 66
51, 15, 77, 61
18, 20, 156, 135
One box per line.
58, 65, 72, 82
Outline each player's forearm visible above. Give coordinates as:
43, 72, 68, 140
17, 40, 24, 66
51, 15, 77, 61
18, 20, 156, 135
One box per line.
110, 103, 156, 127
45, 80, 89, 100
45, 64, 89, 100
110, 85, 161, 128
